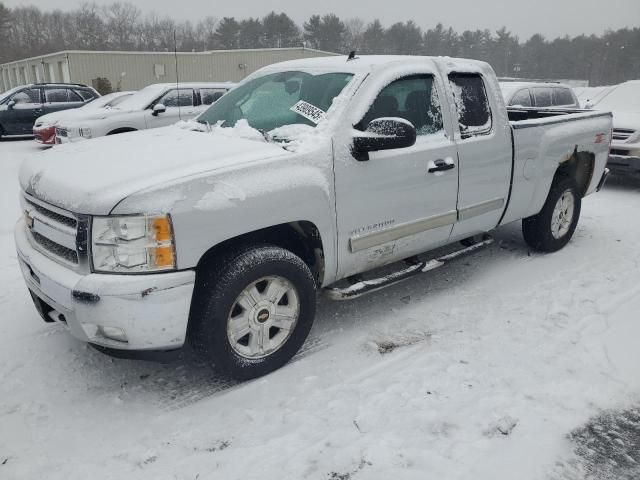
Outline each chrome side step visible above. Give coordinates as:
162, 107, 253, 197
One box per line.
324, 237, 494, 300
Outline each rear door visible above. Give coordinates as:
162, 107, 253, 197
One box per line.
42, 87, 84, 115
334, 73, 459, 278
447, 72, 512, 240
145, 88, 196, 128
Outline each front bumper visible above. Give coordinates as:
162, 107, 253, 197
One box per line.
15, 219, 195, 351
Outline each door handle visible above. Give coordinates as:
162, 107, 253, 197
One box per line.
428, 159, 455, 173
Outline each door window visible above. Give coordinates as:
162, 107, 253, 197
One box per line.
448, 73, 492, 137
156, 89, 195, 107
11, 88, 41, 104
45, 88, 82, 103
553, 88, 576, 107
200, 88, 227, 105
510, 89, 532, 107
360, 75, 443, 136
533, 88, 553, 107
74, 89, 97, 101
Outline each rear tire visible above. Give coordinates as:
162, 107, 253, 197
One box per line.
188, 245, 317, 380
522, 177, 581, 252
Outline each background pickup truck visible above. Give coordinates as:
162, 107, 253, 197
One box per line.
15, 55, 612, 379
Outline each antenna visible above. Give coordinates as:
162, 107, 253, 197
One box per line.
174, 29, 181, 120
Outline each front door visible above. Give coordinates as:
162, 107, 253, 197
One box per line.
8, 88, 43, 134
334, 74, 459, 278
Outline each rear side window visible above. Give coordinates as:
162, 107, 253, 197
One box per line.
510, 89, 532, 107
533, 88, 553, 107
74, 89, 97, 101
360, 75, 444, 136
200, 88, 227, 105
11, 88, 40, 104
553, 88, 576, 107
448, 73, 492, 137
45, 88, 82, 103
157, 89, 195, 107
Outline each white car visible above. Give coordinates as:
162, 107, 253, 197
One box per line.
500, 82, 580, 109
55, 82, 235, 143
589, 80, 640, 175
33, 91, 134, 145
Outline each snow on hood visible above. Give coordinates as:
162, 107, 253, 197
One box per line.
20, 125, 286, 215
610, 111, 640, 130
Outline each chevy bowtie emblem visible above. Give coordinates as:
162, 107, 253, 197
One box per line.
24, 210, 34, 229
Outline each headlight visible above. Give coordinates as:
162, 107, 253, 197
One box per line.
91, 215, 175, 273
78, 127, 92, 138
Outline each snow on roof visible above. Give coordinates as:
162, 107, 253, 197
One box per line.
257, 55, 488, 75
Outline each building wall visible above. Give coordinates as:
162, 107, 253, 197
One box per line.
0, 48, 336, 93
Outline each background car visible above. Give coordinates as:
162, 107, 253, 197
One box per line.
55, 82, 235, 143
33, 91, 134, 145
0, 83, 99, 138
588, 81, 640, 175
500, 82, 580, 108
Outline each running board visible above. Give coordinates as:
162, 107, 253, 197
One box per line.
324, 237, 494, 300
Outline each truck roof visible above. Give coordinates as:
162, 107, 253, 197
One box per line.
260, 55, 489, 75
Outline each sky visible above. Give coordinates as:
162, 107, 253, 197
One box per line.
4, 0, 640, 40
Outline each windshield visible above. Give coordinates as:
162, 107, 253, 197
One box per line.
197, 71, 354, 131
111, 84, 168, 111
593, 83, 640, 113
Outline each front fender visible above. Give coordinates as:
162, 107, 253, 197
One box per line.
113, 146, 338, 284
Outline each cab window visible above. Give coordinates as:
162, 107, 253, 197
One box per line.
448, 73, 492, 137
360, 75, 443, 136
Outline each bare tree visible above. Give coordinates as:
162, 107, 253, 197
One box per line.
103, 2, 140, 50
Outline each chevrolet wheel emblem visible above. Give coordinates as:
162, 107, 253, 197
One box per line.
25, 210, 34, 229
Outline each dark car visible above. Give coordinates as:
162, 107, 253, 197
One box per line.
0, 83, 100, 138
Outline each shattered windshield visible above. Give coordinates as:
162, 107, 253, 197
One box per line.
197, 71, 354, 131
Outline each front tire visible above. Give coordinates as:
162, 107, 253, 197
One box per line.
522, 177, 581, 252
188, 245, 316, 380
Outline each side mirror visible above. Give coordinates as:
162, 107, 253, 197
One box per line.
7, 100, 16, 109
352, 117, 417, 161
152, 103, 166, 116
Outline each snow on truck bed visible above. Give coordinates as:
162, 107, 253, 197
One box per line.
1, 140, 640, 479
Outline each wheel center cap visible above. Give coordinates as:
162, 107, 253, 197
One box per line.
256, 309, 270, 323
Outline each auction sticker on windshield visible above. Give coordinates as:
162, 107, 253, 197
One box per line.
290, 100, 326, 124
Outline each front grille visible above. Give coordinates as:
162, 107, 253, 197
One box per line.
55, 127, 68, 138
610, 149, 630, 156
612, 128, 635, 142
23, 195, 85, 269
26, 200, 77, 229
31, 231, 78, 264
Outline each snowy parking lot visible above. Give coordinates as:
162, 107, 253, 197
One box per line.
1, 138, 639, 479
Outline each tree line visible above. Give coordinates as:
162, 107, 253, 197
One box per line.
0, 2, 638, 86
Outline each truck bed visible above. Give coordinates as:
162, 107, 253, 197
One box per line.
507, 107, 612, 128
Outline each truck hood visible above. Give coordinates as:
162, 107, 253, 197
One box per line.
611, 111, 640, 131
20, 125, 286, 215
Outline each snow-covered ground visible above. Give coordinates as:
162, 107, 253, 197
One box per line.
1, 139, 639, 479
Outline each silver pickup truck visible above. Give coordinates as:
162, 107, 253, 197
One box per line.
15, 55, 612, 379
